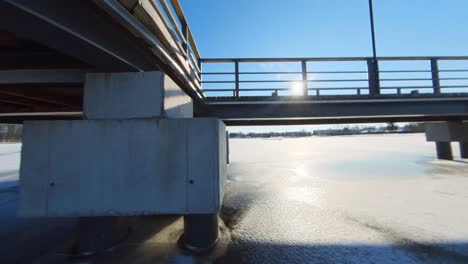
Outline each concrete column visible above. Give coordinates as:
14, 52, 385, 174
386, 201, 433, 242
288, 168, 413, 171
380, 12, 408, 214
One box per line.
460, 142, 468, 159
181, 214, 219, 253
435, 142, 453, 160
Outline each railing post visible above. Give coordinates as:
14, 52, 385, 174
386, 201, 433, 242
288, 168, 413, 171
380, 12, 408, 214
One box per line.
367, 58, 380, 96
182, 22, 189, 60
431, 58, 441, 94
198, 60, 202, 80
234, 60, 240, 97
301, 60, 308, 96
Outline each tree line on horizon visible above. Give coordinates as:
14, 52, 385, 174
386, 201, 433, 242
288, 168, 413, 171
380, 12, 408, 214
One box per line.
0, 124, 22, 142
229, 123, 426, 138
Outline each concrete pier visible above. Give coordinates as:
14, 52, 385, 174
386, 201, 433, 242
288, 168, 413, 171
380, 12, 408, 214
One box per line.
425, 122, 468, 160
18, 71, 226, 253
435, 142, 453, 160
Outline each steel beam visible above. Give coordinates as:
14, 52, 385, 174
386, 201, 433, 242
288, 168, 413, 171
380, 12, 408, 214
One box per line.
0, 51, 89, 70
196, 98, 468, 125
0, 69, 85, 84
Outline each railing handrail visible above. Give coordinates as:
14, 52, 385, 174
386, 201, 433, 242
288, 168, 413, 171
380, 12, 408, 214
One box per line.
201, 56, 468, 63
169, 0, 201, 61
200, 56, 468, 99
104, 0, 204, 99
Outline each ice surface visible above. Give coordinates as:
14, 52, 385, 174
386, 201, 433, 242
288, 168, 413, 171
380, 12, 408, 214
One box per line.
0, 143, 20, 190
218, 134, 468, 263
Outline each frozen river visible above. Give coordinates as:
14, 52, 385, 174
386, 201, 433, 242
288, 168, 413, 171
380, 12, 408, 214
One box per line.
217, 134, 468, 263
1, 133, 468, 263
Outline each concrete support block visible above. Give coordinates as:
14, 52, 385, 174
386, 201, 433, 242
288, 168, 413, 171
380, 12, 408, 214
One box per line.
84, 71, 192, 119
435, 142, 453, 160
460, 142, 468, 159
18, 118, 226, 217
425, 122, 468, 142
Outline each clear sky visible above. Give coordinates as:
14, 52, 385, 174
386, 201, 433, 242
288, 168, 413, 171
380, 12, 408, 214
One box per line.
181, 0, 468, 58
179, 0, 468, 132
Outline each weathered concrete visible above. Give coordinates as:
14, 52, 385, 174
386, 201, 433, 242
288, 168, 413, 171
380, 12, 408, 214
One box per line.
425, 122, 468, 142
19, 70, 224, 254
425, 122, 468, 159
18, 118, 226, 217
435, 142, 453, 160
84, 71, 192, 119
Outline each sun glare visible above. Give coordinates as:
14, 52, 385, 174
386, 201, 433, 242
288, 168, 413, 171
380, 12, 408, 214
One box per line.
290, 81, 304, 95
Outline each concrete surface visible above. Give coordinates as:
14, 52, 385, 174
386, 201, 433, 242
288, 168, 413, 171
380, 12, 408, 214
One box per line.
19, 118, 226, 217
425, 122, 468, 142
84, 71, 192, 119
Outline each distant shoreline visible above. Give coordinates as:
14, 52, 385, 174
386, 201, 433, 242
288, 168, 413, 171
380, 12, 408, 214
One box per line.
229, 131, 424, 139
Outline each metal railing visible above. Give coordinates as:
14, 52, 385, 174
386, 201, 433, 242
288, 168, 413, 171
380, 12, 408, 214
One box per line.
114, 0, 203, 98
112, 1, 468, 102
199, 56, 468, 99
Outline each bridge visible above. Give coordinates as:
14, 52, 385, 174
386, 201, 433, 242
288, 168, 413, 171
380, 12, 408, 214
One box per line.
1, 0, 468, 253
1, 0, 468, 125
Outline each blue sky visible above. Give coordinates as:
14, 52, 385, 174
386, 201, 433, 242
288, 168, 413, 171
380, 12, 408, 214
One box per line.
181, 0, 468, 58
179, 0, 468, 132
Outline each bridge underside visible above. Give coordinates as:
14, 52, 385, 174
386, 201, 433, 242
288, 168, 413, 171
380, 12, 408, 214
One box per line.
0, 0, 203, 118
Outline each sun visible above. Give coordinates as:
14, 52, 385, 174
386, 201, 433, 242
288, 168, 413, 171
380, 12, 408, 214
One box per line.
290, 81, 304, 95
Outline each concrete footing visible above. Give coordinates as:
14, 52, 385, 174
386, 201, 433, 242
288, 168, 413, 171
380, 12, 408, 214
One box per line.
460, 142, 468, 159
435, 142, 453, 160
181, 214, 219, 253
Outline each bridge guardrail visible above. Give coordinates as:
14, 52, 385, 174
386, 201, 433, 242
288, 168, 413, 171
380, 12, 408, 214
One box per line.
200, 57, 468, 99
114, 0, 203, 98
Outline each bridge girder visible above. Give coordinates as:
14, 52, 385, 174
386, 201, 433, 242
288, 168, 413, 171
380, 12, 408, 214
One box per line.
196, 97, 468, 125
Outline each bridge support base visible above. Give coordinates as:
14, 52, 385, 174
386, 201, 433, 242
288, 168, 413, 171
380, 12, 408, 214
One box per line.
180, 214, 219, 253
425, 122, 468, 160
18, 71, 226, 217
435, 142, 453, 160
